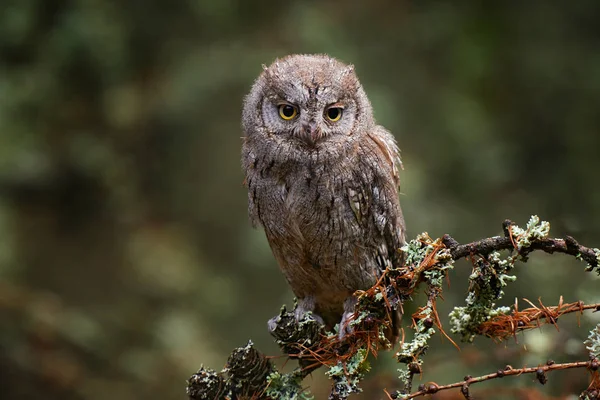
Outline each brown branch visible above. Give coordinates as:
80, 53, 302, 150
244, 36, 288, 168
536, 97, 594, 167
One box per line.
397, 359, 598, 399
441, 219, 599, 268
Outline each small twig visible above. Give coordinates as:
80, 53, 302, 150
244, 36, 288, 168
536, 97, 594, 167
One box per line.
400, 359, 596, 399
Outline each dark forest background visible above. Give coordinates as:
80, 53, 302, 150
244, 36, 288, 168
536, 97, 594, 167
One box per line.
1, 1, 599, 399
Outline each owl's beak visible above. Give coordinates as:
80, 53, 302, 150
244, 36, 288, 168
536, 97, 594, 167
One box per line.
301, 121, 322, 147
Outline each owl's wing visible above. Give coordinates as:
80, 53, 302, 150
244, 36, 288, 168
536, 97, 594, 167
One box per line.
367, 129, 402, 188
360, 128, 406, 344
350, 127, 406, 271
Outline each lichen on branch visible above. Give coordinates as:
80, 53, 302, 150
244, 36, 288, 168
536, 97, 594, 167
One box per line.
187, 216, 600, 400
587, 324, 600, 359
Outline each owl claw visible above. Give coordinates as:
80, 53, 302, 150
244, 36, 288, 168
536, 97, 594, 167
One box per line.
302, 312, 325, 326
338, 312, 354, 339
267, 315, 279, 334
338, 296, 358, 340
295, 296, 325, 326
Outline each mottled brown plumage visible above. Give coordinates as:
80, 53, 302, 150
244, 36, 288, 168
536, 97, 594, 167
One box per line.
241, 54, 405, 338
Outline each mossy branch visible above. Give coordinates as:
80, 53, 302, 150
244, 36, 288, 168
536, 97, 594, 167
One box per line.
186, 217, 600, 400
442, 218, 600, 270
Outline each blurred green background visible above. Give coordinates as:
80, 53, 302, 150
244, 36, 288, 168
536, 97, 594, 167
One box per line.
1, 1, 599, 399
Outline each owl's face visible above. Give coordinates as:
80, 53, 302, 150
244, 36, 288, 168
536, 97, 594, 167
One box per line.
243, 55, 374, 149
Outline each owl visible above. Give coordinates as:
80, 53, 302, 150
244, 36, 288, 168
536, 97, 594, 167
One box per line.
241, 54, 405, 340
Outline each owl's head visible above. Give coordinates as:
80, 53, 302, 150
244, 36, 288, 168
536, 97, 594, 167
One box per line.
242, 54, 374, 148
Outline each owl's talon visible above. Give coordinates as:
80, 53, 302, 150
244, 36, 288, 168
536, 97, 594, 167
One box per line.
267, 315, 279, 334
338, 314, 355, 340
294, 296, 325, 326
338, 296, 358, 340
303, 312, 325, 326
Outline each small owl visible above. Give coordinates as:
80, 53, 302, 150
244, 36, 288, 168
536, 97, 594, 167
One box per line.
241, 54, 405, 339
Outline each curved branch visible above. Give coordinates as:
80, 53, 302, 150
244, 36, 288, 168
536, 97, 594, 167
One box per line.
442, 219, 599, 269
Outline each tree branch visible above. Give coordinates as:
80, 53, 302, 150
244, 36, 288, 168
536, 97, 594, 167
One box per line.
441, 219, 599, 269
186, 217, 600, 400
392, 358, 599, 399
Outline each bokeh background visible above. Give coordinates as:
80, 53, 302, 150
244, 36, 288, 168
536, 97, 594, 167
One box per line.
1, 1, 599, 399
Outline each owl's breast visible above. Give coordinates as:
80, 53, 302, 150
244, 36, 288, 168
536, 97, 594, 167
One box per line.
270, 163, 377, 287
245, 140, 389, 298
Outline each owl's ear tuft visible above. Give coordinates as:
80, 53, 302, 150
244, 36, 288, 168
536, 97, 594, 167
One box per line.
339, 64, 359, 90
343, 65, 355, 75
262, 64, 277, 83
264, 62, 283, 80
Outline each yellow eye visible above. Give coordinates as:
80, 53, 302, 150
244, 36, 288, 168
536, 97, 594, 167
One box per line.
278, 104, 298, 120
325, 107, 343, 122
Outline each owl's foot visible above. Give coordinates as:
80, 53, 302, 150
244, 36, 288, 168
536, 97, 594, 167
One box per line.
338, 296, 358, 340
294, 296, 325, 326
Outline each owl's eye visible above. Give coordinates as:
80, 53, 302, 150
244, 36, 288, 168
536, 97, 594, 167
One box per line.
278, 104, 298, 120
325, 107, 343, 122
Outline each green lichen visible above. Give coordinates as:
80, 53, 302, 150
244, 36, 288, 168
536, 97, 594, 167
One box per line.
584, 323, 600, 359
449, 250, 515, 342
395, 297, 439, 391
396, 315, 435, 364
266, 371, 313, 400
449, 216, 553, 342
400, 233, 454, 288
449, 304, 512, 343
402, 233, 434, 263
326, 348, 371, 399
509, 215, 550, 251
395, 234, 454, 391
582, 248, 600, 275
